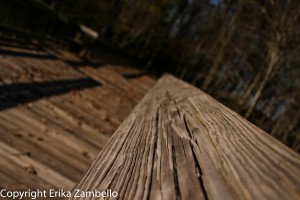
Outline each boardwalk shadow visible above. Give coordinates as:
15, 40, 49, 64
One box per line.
64, 58, 103, 68
0, 49, 58, 60
121, 72, 149, 79
0, 78, 101, 111
0, 48, 103, 67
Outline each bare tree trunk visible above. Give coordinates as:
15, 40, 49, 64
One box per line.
202, 2, 243, 91
245, 44, 280, 118
239, 66, 264, 106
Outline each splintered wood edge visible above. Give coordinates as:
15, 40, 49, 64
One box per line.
68, 74, 300, 200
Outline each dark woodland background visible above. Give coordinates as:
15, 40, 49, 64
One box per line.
1, 0, 300, 152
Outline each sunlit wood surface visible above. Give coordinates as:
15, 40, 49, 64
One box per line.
0, 45, 156, 193
70, 75, 300, 200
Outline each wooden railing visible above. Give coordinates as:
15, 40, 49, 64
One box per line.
68, 75, 300, 200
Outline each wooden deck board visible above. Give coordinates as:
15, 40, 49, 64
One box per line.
0, 45, 156, 190
69, 75, 300, 200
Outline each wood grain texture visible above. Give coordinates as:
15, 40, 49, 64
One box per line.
69, 75, 300, 200
0, 42, 156, 191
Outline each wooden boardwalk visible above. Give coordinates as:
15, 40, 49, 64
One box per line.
1, 31, 300, 200
69, 75, 300, 200
0, 44, 156, 192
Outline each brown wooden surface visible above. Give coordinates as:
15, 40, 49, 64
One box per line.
69, 75, 300, 200
0, 41, 156, 193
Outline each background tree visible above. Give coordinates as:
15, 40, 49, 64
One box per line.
42, 0, 300, 152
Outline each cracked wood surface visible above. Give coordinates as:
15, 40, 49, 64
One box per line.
69, 75, 300, 200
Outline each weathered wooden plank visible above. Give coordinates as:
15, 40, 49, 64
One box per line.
0, 46, 156, 190
69, 75, 300, 200
79, 67, 145, 102
0, 112, 86, 181
0, 142, 70, 189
